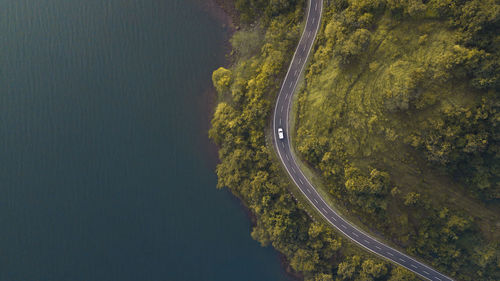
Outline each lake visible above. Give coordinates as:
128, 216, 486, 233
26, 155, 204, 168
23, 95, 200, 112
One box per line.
0, 0, 292, 280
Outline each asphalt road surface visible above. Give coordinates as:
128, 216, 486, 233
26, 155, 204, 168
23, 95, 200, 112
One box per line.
272, 1, 454, 280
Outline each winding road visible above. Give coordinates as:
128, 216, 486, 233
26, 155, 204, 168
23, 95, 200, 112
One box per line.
272, 1, 454, 280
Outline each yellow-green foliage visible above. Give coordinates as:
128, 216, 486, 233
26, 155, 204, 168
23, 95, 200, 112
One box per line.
296, 0, 500, 280
212, 67, 232, 96
209, 1, 425, 280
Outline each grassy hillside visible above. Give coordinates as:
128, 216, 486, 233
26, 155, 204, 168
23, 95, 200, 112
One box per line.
295, 0, 500, 280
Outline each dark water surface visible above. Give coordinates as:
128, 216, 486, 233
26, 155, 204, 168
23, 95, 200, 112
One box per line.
0, 0, 292, 280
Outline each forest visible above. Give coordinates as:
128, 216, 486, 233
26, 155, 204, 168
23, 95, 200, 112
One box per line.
211, 0, 499, 280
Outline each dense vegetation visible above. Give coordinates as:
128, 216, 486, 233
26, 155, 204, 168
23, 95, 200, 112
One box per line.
210, 1, 432, 280
295, 0, 500, 280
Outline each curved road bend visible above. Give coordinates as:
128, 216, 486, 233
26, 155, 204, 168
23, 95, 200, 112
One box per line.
272, 1, 454, 280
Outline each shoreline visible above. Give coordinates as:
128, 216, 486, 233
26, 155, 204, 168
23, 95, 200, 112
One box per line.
195, 1, 303, 280
193, 0, 236, 34
193, 0, 234, 169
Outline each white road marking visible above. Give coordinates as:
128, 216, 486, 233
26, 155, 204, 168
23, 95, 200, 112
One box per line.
424, 271, 430, 275
330, 216, 337, 222
363, 239, 370, 244
281, 142, 285, 148
313, 198, 319, 204
435, 277, 442, 281
291, 167, 296, 173
289, 81, 293, 88
299, 178, 304, 184
307, 189, 311, 194
298, 57, 302, 64
312, 17, 315, 25
411, 264, 417, 269
308, 31, 311, 38
285, 154, 289, 161
321, 207, 327, 213
279, 118, 282, 125
303, 44, 306, 51
280, 105, 284, 112
352, 232, 359, 237
399, 258, 405, 262
375, 245, 381, 250
294, 69, 298, 76
315, 2, 318, 11
341, 225, 347, 229
386, 252, 394, 257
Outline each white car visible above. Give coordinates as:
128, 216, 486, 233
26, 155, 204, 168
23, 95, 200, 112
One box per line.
278, 128, 284, 140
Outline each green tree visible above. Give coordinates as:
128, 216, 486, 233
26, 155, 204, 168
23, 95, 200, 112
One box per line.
212, 67, 232, 94
388, 267, 418, 281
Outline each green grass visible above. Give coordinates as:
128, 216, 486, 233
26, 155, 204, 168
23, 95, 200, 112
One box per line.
289, 83, 423, 254
297, 13, 500, 240
289, 7, 500, 280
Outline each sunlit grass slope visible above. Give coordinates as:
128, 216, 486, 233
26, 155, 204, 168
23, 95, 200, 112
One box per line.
295, 1, 500, 280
